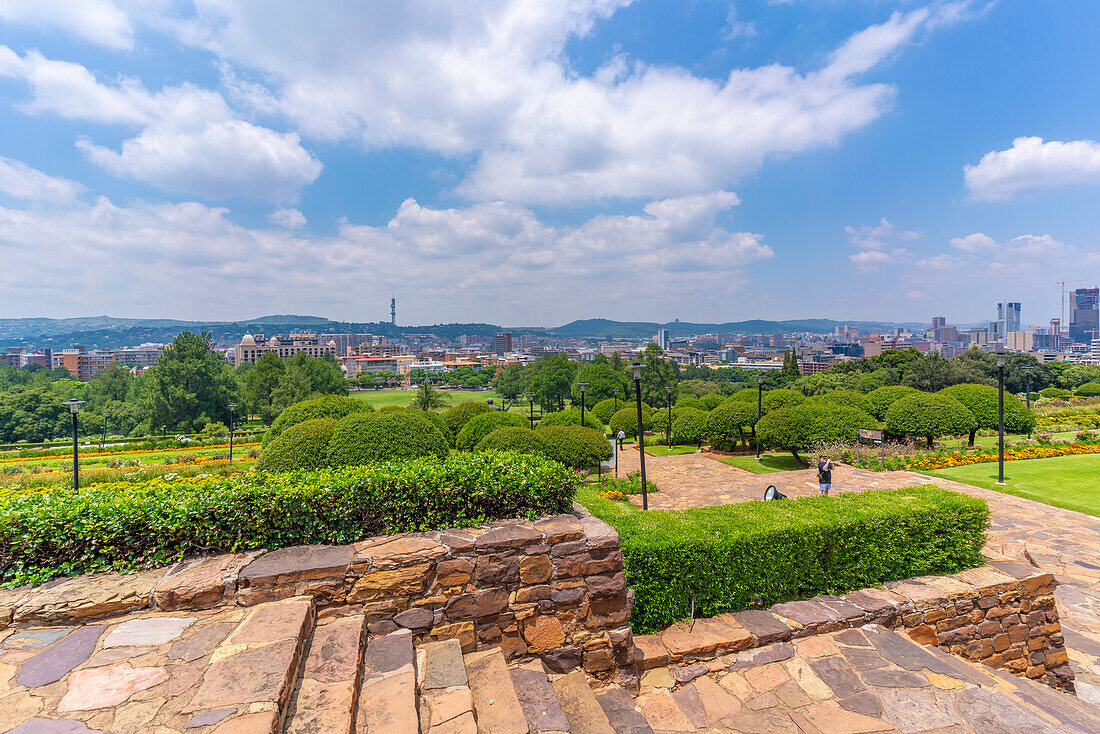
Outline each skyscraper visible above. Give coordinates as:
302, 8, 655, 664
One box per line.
1070, 288, 1100, 343
493, 332, 512, 354
654, 329, 670, 350
995, 302, 1021, 338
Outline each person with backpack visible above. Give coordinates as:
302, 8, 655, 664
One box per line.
817, 455, 833, 496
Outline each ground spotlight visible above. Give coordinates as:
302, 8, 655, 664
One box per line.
763, 485, 786, 501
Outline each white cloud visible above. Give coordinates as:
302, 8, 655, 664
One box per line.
0, 156, 85, 203
846, 218, 919, 270
723, 5, 757, 40
138, 1, 969, 205
0, 190, 772, 322
0, 0, 133, 50
964, 137, 1100, 201
948, 232, 996, 252
947, 231, 1071, 259
0, 47, 322, 203
269, 208, 306, 228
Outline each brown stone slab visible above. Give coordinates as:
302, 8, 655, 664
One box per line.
633, 634, 669, 671
552, 670, 615, 734
533, 514, 585, 544
285, 679, 356, 734
183, 638, 302, 712
227, 597, 313, 646
465, 649, 528, 734
576, 513, 620, 552
512, 666, 572, 733
842, 590, 898, 617
357, 670, 417, 733
237, 545, 352, 587
351, 534, 448, 571
474, 523, 544, 552
302, 615, 363, 683
885, 580, 949, 608
14, 569, 163, 624
729, 610, 794, 644
660, 617, 752, 661
770, 599, 843, 630
154, 553, 256, 610
347, 563, 432, 603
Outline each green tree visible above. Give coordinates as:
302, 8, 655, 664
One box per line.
902, 351, 952, 392
884, 392, 976, 448
86, 363, 133, 406
938, 384, 1035, 445
704, 398, 760, 449
102, 399, 145, 436
495, 363, 527, 400
624, 344, 678, 406
411, 382, 450, 411
525, 354, 576, 411
272, 351, 348, 407
244, 352, 286, 424
0, 385, 69, 442
781, 348, 801, 381
571, 363, 630, 408
865, 385, 919, 419
141, 332, 239, 432
756, 403, 877, 465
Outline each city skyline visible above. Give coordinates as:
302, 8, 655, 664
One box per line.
1, 1, 1099, 324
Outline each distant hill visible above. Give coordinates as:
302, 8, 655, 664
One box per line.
0, 314, 928, 349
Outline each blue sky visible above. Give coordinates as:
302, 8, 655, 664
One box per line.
0, 0, 1097, 328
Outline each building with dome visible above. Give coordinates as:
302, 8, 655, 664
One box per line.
233, 332, 336, 367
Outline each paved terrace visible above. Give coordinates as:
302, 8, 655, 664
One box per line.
619, 447, 1100, 702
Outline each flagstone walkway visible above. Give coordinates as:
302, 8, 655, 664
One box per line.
618, 447, 1100, 703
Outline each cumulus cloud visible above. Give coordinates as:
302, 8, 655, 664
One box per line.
0, 190, 772, 322
0, 47, 322, 203
723, 5, 757, 39
0, 0, 132, 50
846, 218, 919, 271
964, 136, 1100, 201
0, 156, 85, 203
268, 208, 306, 228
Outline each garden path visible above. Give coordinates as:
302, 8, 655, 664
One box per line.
618, 447, 1100, 703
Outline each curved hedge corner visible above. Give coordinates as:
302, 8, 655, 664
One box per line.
536, 407, 604, 431
578, 484, 989, 633
328, 411, 448, 466
475, 426, 548, 455
455, 411, 529, 450
0, 452, 580, 586
256, 418, 337, 472
443, 401, 494, 436
265, 395, 372, 445
537, 425, 613, 468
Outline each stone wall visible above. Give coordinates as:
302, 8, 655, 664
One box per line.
0, 511, 635, 680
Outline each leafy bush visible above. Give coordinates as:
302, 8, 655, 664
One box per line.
456, 411, 529, 450
327, 411, 449, 467
762, 389, 806, 414
675, 397, 704, 411
265, 395, 372, 445
418, 410, 454, 446
609, 406, 654, 437
257, 418, 337, 472
591, 398, 622, 425
756, 403, 878, 463
727, 388, 759, 402
580, 484, 988, 633
814, 390, 873, 415
699, 394, 724, 410
865, 386, 919, 419
379, 405, 409, 413
0, 453, 580, 585
443, 401, 494, 436
885, 392, 976, 448
671, 407, 708, 445
937, 384, 1035, 444
705, 398, 760, 449
1040, 387, 1074, 399
1077, 382, 1100, 397
475, 426, 548, 455
536, 407, 604, 431
537, 425, 613, 468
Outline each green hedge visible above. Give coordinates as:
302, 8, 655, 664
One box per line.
0, 452, 580, 586
326, 411, 449, 465
475, 426, 548, 455
1077, 382, 1100, 397
264, 395, 371, 445
591, 398, 621, 425
671, 407, 708, 445
865, 386, 918, 420
608, 406, 654, 437
579, 484, 989, 633
455, 411, 528, 450
537, 425, 613, 468
536, 407, 604, 431
443, 401, 494, 436
256, 418, 337, 472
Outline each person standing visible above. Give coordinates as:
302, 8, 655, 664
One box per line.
616, 429, 626, 451
817, 455, 833, 496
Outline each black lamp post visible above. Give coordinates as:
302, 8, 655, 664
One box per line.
526, 393, 536, 429
64, 399, 84, 492
228, 403, 236, 462
578, 381, 588, 427
631, 363, 648, 510
756, 375, 764, 460
1022, 365, 1033, 438
101, 410, 109, 448
613, 388, 619, 414
162, 424, 167, 440
665, 385, 673, 447
996, 352, 1006, 485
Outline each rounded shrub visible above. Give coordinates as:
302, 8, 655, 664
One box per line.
762, 389, 806, 414
257, 418, 338, 472
456, 411, 529, 450
1039, 387, 1073, 399
757, 403, 878, 463
728, 388, 759, 402
705, 398, 760, 449
475, 426, 548, 455
609, 407, 654, 437
814, 390, 872, 415
443, 401, 494, 436
699, 394, 724, 410
865, 386, 919, 420
327, 411, 449, 466
379, 405, 409, 413
536, 407, 603, 431
671, 407, 708, 445
537, 426, 613, 468
591, 398, 621, 425
938, 384, 1035, 444
884, 393, 976, 448
264, 395, 371, 445
675, 397, 704, 411
1076, 382, 1100, 397
417, 410, 454, 446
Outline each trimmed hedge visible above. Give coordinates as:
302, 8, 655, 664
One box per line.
885, 392, 976, 448
264, 395, 371, 445
536, 407, 604, 431
705, 398, 759, 449
443, 401, 494, 436
814, 390, 873, 415
1040, 387, 1073, 399
456, 411, 529, 450
762, 389, 806, 414
1077, 382, 1100, 397
608, 407, 654, 437
937, 384, 1034, 443
674, 397, 704, 411
591, 398, 621, 425
579, 484, 989, 633
671, 407, 708, 445
865, 386, 918, 420
327, 411, 449, 466
757, 403, 878, 460
0, 453, 580, 586
475, 426, 548, 455
699, 394, 724, 410
255, 418, 337, 473
537, 425, 613, 468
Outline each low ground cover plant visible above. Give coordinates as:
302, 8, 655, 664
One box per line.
0, 451, 578, 586
579, 484, 988, 633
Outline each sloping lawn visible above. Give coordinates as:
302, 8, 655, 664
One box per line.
719, 453, 805, 473
350, 389, 503, 410
926, 453, 1100, 517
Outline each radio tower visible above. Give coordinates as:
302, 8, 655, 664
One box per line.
390, 296, 396, 326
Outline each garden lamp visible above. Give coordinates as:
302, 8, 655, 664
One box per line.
763, 485, 786, 501
578, 381, 588, 427
996, 352, 1006, 485
64, 399, 85, 492
228, 403, 236, 462
1022, 365, 1033, 437
526, 392, 536, 428
613, 387, 619, 413
101, 410, 109, 448
630, 363, 648, 510
756, 375, 765, 460
665, 385, 673, 447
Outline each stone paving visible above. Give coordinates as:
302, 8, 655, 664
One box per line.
619, 447, 1100, 704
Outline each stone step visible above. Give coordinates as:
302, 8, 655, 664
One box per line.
418, 639, 475, 733
551, 670, 616, 734
356, 628, 418, 733
464, 648, 529, 734
284, 614, 365, 734
595, 687, 654, 734
510, 662, 571, 733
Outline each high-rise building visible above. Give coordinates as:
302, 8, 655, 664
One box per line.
1070, 288, 1100, 343
1050, 318, 1061, 336
654, 329, 670, 350
931, 316, 946, 329
493, 332, 513, 354
995, 302, 1021, 337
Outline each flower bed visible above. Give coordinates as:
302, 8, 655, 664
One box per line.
906, 442, 1100, 471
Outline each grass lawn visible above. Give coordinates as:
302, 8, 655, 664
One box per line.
719, 452, 806, 473
350, 389, 504, 410
926, 453, 1100, 517
643, 445, 699, 457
